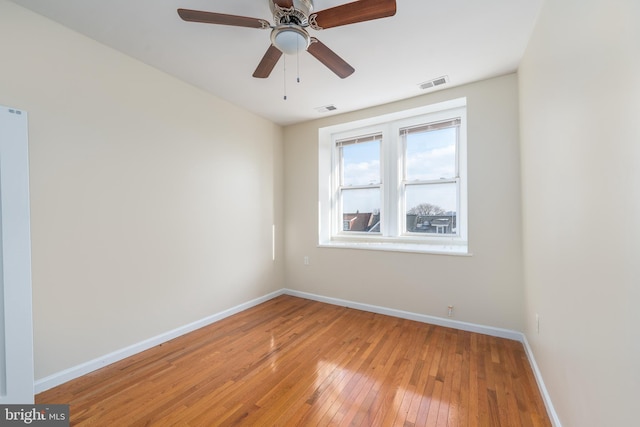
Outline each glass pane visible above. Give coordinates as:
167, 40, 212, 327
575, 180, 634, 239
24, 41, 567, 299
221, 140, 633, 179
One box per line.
340, 138, 380, 186
405, 126, 456, 181
341, 187, 381, 232
405, 183, 457, 234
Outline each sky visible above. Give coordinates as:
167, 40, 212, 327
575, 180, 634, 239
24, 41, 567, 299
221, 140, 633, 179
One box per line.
341, 127, 457, 214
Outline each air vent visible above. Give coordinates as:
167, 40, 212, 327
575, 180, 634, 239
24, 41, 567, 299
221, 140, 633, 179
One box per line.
418, 75, 449, 90
314, 104, 337, 113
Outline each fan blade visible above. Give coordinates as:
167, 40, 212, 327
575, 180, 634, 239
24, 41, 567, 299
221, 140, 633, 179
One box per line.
307, 38, 355, 79
253, 45, 283, 78
273, 0, 294, 7
312, 0, 396, 30
177, 9, 269, 29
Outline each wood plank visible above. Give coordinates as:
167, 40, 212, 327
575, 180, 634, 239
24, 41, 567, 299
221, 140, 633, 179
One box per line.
36, 295, 551, 426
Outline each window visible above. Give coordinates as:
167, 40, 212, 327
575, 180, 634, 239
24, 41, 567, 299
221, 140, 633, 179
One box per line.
319, 98, 468, 254
337, 133, 382, 233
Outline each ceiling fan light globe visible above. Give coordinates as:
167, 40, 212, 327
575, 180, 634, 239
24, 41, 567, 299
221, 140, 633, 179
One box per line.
271, 26, 310, 55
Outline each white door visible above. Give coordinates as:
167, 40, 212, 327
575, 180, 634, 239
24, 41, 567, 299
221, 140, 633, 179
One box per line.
0, 105, 34, 403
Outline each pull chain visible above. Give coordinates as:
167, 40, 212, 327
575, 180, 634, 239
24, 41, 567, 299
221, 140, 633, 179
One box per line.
296, 38, 301, 83
284, 38, 303, 99
283, 55, 287, 100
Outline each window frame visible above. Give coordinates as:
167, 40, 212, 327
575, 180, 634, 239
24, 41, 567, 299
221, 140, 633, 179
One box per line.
318, 98, 469, 255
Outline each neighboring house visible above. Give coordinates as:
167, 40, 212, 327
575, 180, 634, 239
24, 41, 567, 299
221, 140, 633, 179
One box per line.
406, 214, 457, 234
343, 212, 380, 232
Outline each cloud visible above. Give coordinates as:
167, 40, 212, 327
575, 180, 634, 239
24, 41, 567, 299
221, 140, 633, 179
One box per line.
343, 159, 380, 186
406, 145, 455, 180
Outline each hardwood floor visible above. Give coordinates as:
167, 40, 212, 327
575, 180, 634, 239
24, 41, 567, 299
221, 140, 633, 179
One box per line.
37, 295, 551, 426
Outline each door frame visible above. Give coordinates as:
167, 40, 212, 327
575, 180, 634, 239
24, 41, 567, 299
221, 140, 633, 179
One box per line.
0, 105, 35, 403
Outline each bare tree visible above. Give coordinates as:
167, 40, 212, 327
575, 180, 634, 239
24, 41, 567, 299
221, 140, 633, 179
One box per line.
407, 203, 446, 216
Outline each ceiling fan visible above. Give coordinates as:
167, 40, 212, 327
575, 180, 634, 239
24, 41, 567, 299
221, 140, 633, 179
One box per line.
177, 0, 397, 79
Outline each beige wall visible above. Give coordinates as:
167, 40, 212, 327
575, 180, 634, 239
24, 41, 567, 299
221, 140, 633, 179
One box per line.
519, 0, 640, 425
284, 74, 525, 331
0, 1, 284, 380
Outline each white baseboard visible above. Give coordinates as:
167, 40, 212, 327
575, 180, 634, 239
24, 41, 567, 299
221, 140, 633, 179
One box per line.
34, 289, 286, 394
521, 335, 563, 427
35, 287, 560, 426
283, 288, 522, 340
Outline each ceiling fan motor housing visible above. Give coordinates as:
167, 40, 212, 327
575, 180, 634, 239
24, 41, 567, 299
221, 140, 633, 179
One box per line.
270, 0, 314, 24
271, 0, 313, 26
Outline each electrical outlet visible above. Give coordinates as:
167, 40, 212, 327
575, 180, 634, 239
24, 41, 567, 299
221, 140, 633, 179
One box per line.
535, 313, 540, 334
303, 256, 309, 266
447, 305, 454, 317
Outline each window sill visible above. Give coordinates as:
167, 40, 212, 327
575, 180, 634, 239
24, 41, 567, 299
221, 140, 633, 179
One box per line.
318, 239, 471, 256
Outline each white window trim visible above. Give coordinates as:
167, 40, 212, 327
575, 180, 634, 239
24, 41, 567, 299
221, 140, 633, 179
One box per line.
318, 98, 469, 255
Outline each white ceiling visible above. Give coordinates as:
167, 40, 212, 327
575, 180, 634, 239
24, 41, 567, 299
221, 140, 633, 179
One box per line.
8, 0, 542, 125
